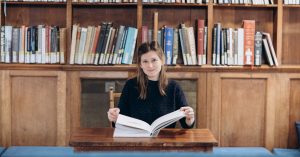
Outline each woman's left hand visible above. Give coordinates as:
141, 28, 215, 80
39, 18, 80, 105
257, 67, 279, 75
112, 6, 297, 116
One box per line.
180, 106, 195, 126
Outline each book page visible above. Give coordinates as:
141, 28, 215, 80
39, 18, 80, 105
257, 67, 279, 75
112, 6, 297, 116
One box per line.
113, 124, 151, 137
116, 114, 151, 132
150, 110, 185, 134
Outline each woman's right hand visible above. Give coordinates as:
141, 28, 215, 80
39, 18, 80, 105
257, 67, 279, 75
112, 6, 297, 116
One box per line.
107, 108, 120, 122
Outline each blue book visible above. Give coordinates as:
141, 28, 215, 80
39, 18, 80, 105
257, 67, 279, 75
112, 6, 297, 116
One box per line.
164, 27, 174, 65
121, 27, 138, 64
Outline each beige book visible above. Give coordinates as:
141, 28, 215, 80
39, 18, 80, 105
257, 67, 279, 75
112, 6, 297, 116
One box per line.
74, 27, 81, 64
70, 24, 79, 64
153, 12, 158, 42
90, 26, 101, 64
59, 28, 66, 64
83, 26, 93, 64
19, 25, 25, 63
87, 26, 95, 65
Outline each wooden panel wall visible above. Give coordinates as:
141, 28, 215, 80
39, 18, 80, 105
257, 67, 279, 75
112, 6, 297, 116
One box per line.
0, 71, 2, 146
1, 70, 300, 149
0, 70, 66, 146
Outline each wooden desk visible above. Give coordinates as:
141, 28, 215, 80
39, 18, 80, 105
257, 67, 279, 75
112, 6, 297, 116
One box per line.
70, 128, 218, 152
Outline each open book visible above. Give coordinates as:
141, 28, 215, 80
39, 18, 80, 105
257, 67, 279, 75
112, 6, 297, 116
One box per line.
113, 110, 186, 137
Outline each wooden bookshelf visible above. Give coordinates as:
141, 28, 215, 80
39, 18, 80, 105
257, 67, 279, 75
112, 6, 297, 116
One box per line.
1, 0, 300, 150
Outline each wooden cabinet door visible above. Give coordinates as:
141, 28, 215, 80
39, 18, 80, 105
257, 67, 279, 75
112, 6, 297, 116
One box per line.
1, 70, 66, 146
207, 73, 278, 149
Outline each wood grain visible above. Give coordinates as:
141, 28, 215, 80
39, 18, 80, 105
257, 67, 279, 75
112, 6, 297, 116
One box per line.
70, 128, 218, 151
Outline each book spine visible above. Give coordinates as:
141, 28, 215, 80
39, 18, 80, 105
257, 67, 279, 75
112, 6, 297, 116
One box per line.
243, 20, 255, 66
254, 31, 262, 66
197, 19, 205, 65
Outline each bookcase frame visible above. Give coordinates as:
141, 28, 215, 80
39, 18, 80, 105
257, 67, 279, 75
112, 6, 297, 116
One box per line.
0, 0, 294, 71
2, 0, 300, 149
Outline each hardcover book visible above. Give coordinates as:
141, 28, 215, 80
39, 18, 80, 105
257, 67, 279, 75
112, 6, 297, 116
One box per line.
113, 110, 186, 137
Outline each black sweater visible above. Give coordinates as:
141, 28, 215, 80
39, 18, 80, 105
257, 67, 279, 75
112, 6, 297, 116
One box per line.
118, 77, 194, 128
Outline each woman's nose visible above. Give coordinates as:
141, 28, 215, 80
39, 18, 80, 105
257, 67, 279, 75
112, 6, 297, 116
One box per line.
148, 63, 153, 68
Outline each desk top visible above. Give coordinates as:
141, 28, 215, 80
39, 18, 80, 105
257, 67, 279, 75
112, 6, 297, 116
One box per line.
70, 128, 218, 151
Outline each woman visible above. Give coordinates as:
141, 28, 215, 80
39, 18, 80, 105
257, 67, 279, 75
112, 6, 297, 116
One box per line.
107, 41, 195, 128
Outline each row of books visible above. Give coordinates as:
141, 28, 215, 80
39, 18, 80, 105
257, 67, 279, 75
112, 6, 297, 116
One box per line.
142, 0, 209, 3
212, 21, 278, 66
142, 20, 207, 65
284, 0, 300, 4
72, 0, 137, 2
213, 0, 274, 4
3, 0, 66, 2
0, 25, 66, 64
69, 23, 138, 65
72, 0, 208, 3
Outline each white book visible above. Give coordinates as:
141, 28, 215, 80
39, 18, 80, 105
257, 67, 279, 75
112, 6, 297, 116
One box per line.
262, 32, 278, 66
237, 28, 244, 65
262, 39, 274, 66
36, 25, 43, 64
4, 26, 13, 63
41, 28, 46, 64
187, 27, 197, 65
114, 110, 186, 137
0, 27, 5, 63
77, 27, 87, 64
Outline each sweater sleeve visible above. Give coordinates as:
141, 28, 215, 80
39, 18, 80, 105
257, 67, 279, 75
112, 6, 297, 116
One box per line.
117, 80, 131, 116
174, 82, 195, 129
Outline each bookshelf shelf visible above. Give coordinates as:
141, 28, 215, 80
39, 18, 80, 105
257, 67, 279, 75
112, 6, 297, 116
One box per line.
1, 2, 66, 6
213, 4, 278, 8
2, 63, 300, 73
142, 3, 208, 7
283, 5, 300, 8
71, 2, 137, 6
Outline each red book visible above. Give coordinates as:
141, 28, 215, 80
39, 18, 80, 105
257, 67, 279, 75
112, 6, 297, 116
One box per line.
243, 20, 255, 65
197, 19, 205, 65
141, 26, 148, 43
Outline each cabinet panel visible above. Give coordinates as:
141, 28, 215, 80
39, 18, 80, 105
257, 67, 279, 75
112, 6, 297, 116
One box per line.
69, 71, 129, 130
80, 79, 126, 128
221, 78, 266, 146
288, 79, 300, 148
11, 76, 57, 146
208, 73, 277, 149
0, 70, 66, 146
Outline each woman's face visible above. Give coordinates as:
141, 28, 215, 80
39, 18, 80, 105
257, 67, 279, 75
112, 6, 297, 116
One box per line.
140, 51, 162, 81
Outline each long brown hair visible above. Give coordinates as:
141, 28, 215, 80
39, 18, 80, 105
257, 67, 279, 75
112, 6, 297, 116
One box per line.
137, 41, 168, 99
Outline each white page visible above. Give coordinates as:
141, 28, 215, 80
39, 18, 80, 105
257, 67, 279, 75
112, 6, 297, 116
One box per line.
116, 114, 151, 132
113, 124, 150, 137
150, 110, 185, 133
